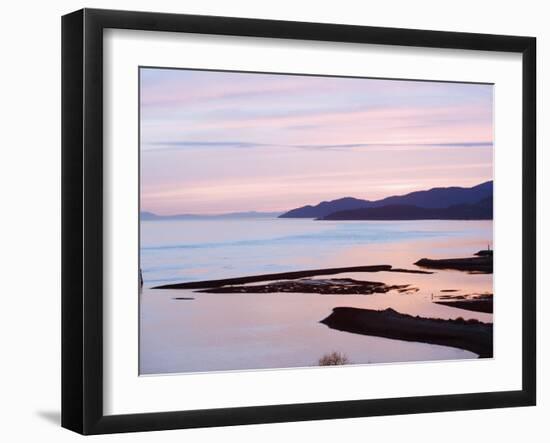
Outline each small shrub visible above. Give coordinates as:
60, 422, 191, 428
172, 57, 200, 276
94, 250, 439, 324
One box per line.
318, 351, 350, 366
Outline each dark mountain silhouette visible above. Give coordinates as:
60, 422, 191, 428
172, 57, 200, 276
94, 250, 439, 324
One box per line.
279, 197, 371, 218
320, 196, 492, 220
279, 181, 493, 218
367, 181, 493, 209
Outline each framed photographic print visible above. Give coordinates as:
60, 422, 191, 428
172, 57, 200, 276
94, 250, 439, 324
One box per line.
61, 8, 536, 435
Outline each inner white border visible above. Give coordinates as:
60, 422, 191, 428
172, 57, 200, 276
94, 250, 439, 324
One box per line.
103, 29, 523, 415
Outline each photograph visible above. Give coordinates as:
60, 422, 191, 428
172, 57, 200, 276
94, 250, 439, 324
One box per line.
139, 67, 494, 375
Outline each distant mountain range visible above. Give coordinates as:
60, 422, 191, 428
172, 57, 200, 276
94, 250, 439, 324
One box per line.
279, 181, 493, 220
141, 211, 282, 220
142, 181, 493, 222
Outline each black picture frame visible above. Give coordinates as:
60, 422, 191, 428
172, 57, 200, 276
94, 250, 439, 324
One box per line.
62, 8, 536, 435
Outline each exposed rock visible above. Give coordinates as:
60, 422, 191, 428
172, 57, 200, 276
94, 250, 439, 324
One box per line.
153, 265, 428, 290
415, 254, 492, 273
196, 278, 410, 295
321, 307, 493, 358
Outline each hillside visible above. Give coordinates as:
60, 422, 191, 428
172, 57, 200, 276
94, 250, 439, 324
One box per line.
279, 181, 493, 218
320, 197, 492, 220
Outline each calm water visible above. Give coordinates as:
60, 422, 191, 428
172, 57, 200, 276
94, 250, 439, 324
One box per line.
140, 218, 493, 374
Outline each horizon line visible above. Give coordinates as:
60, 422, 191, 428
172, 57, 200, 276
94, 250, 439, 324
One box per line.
141, 179, 493, 217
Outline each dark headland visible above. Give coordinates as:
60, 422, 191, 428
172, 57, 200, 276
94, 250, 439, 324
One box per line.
279, 181, 493, 220
321, 307, 493, 358
319, 198, 492, 221
434, 293, 493, 313
415, 249, 493, 274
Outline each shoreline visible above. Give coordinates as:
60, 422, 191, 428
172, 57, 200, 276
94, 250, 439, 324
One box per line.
414, 250, 493, 274
434, 300, 493, 313
321, 307, 493, 358
434, 293, 493, 313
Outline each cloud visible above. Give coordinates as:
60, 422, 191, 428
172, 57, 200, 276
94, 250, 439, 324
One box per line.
139, 68, 494, 213
142, 140, 493, 153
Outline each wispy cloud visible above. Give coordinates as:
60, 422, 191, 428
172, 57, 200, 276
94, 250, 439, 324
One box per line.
143, 140, 493, 152
140, 68, 493, 214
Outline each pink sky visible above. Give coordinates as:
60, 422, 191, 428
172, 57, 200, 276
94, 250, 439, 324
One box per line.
140, 68, 493, 215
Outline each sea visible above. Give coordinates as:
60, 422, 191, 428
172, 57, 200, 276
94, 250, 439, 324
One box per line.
139, 218, 493, 375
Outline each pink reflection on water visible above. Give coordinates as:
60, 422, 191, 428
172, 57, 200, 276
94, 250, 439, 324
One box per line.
140, 223, 493, 374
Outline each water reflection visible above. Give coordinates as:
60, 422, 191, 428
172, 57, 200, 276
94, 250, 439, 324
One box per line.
140, 219, 492, 374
